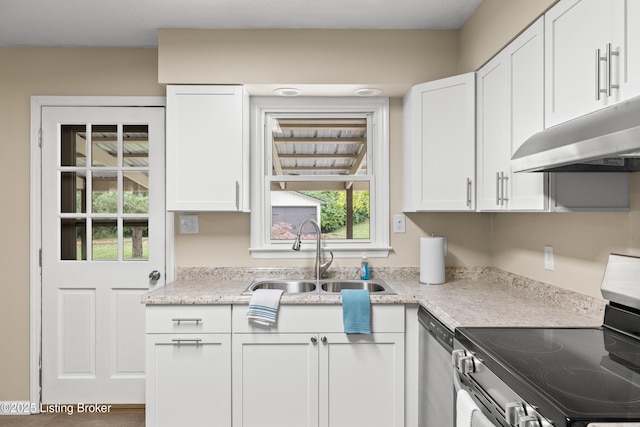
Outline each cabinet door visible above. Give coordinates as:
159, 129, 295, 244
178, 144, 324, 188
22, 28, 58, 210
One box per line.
545, 0, 616, 128
232, 334, 319, 427
146, 334, 231, 427
508, 17, 548, 211
402, 73, 476, 211
615, 0, 640, 101
476, 51, 510, 211
319, 333, 405, 427
166, 85, 249, 211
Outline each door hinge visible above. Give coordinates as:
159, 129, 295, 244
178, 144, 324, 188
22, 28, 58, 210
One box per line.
38, 129, 42, 148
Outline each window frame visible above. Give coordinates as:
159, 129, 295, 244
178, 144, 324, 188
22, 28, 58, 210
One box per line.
249, 97, 390, 259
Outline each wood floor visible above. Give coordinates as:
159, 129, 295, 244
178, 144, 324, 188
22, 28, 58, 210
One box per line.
0, 412, 144, 426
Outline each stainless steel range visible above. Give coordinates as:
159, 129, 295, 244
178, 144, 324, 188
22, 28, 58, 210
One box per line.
453, 254, 640, 427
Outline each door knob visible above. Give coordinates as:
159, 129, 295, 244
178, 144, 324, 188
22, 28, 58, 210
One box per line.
149, 270, 161, 281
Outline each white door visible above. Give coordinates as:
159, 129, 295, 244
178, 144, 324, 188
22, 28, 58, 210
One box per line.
41, 106, 165, 403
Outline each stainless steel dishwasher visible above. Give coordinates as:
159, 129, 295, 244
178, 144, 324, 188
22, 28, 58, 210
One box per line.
418, 306, 454, 427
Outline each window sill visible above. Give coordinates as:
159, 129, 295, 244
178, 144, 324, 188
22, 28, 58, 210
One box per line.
249, 246, 391, 259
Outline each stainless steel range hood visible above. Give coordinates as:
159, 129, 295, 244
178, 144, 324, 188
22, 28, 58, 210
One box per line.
511, 95, 640, 173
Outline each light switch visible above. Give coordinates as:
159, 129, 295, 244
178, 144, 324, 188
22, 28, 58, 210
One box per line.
179, 214, 199, 234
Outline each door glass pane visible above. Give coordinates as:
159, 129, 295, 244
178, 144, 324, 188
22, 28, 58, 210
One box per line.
123, 219, 148, 261
123, 125, 149, 167
60, 125, 87, 167
61, 218, 86, 260
61, 171, 87, 214
123, 172, 149, 214
92, 125, 118, 167
92, 171, 118, 214
92, 218, 118, 261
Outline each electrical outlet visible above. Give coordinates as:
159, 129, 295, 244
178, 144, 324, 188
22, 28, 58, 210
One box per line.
179, 214, 199, 234
544, 245, 554, 271
393, 214, 406, 233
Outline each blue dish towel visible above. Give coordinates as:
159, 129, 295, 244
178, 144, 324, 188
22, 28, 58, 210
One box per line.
341, 289, 371, 334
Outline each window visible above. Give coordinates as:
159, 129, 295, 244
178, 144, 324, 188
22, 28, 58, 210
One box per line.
250, 97, 390, 258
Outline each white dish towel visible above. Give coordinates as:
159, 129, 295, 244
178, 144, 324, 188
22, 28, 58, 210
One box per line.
456, 389, 495, 427
246, 289, 284, 326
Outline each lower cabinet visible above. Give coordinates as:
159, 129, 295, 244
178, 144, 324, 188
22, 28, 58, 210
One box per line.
146, 333, 231, 427
232, 332, 404, 427
231, 304, 405, 427
145, 304, 405, 427
145, 305, 232, 427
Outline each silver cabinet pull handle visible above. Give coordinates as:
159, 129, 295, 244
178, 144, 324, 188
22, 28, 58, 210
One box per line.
171, 338, 202, 346
311, 336, 317, 344
607, 43, 619, 96
321, 336, 328, 344
466, 178, 472, 208
501, 171, 508, 205
172, 318, 203, 325
596, 48, 602, 101
235, 181, 240, 210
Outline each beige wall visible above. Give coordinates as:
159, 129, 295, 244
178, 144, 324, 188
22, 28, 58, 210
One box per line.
0, 47, 163, 400
158, 29, 459, 94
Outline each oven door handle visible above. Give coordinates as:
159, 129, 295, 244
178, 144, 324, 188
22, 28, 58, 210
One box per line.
452, 349, 465, 392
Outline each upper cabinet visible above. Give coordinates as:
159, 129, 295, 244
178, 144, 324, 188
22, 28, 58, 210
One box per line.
477, 18, 547, 211
402, 73, 476, 212
545, 0, 640, 128
166, 85, 250, 211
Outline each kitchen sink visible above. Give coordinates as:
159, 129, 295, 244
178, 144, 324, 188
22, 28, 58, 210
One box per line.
320, 279, 391, 293
242, 278, 395, 295
243, 280, 317, 295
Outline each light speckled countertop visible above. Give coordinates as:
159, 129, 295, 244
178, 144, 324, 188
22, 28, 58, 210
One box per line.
142, 267, 605, 331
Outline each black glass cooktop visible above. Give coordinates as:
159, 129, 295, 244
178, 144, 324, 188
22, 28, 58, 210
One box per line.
456, 326, 640, 421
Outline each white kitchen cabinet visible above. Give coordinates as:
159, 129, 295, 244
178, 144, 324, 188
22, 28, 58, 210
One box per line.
402, 73, 476, 212
232, 305, 405, 427
545, 0, 640, 128
617, 0, 640, 100
477, 18, 547, 211
166, 85, 249, 211
478, 16, 629, 213
145, 305, 232, 427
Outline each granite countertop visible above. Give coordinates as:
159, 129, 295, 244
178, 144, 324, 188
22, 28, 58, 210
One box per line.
142, 267, 605, 331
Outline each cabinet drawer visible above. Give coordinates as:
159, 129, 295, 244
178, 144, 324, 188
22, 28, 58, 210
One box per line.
233, 304, 405, 333
146, 305, 231, 333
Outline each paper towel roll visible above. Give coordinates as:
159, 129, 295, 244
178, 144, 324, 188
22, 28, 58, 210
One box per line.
420, 236, 446, 284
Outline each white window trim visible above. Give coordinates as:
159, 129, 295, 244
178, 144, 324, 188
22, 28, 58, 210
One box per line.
249, 97, 390, 259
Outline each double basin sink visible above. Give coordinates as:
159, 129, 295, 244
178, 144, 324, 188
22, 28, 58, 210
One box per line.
242, 278, 395, 295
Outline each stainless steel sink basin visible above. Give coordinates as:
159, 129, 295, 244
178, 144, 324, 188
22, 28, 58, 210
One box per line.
242, 279, 317, 295
320, 279, 394, 294
242, 278, 395, 295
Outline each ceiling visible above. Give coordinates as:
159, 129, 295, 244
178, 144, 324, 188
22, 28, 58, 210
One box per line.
0, 0, 482, 48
